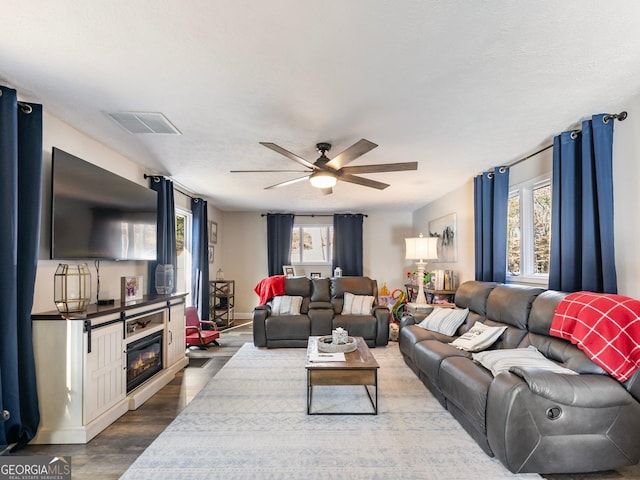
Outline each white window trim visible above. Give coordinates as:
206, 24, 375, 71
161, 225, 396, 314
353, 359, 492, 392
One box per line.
507, 174, 550, 287
291, 223, 333, 266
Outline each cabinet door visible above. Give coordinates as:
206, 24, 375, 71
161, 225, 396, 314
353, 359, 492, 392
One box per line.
84, 322, 126, 424
167, 301, 186, 367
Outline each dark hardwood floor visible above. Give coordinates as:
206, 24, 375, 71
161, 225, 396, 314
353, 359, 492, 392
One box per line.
17, 322, 254, 480
15, 321, 640, 479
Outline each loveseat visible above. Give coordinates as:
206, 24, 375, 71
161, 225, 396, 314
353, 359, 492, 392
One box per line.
399, 280, 640, 474
253, 276, 389, 348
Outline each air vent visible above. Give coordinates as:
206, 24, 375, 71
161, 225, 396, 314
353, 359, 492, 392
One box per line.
105, 111, 181, 135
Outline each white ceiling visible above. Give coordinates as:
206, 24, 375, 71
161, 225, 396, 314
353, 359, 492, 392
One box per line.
2, 1, 640, 212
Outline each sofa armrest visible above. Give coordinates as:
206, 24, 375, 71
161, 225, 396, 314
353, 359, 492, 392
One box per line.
252, 305, 271, 347
487, 366, 640, 473
373, 305, 390, 346
399, 313, 416, 328
508, 366, 631, 407
309, 301, 334, 310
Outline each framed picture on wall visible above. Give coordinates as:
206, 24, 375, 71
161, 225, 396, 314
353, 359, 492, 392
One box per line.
208, 246, 214, 264
310, 272, 322, 279
428, 213, 457, 262
209, 221, 218, 245
283, 265, 296, 277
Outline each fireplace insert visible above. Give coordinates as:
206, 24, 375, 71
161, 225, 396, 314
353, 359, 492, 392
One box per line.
126, 330, 163, 393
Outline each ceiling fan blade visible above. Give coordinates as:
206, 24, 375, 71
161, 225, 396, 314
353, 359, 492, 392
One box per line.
339, 173, 390, 190
264, 175, 310, 190
325, 139, 378, 170
260, 142, 317, 170
230, 169, 310, 173
340, 162, 418, 175
321, 187, 333, 195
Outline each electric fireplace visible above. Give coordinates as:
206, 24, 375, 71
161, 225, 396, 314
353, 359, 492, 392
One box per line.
126, 330, 163, 393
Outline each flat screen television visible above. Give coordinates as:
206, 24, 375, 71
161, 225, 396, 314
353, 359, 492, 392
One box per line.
51, 147, 157, 261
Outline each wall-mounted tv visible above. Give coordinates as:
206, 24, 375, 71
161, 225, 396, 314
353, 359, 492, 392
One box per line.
51, 147, 158, 261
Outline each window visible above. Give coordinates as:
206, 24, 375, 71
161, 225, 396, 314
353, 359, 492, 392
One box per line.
175, 208, 192, 304
291, 225, 333, 264
507, 176, 551, 284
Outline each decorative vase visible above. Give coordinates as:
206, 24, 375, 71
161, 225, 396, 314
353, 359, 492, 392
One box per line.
155, 264, 174, 294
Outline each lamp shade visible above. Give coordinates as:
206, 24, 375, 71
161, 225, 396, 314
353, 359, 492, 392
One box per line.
405, 234, 438, 261
309, 171, 337, 188
54, 263, 91, 314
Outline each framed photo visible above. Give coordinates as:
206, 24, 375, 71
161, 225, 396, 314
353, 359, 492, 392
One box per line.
428, 213, 457, 262
283, 265, 296, 277
121, 275, 143, 302
208, 246, 214, 264
310, 272, 322, 279
209, 221, 218, 245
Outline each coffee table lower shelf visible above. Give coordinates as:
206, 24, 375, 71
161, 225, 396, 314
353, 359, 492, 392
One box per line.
305, 336, 379, 415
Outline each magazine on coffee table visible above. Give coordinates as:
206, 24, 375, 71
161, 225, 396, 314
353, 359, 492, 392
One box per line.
309, 352, 346, 362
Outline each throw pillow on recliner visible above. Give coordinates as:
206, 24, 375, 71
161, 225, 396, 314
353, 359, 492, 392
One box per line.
342, 292, 375, 315
417, 307, 469, 336
271, 295, 303, 315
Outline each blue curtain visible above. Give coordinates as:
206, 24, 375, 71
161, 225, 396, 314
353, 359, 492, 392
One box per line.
191, 198, 210, 320
148, 176, 176, 295
0, 86, 42, 451
474, 167, 509, 282
333, 214, 364, 276
267, 214, 294, 276
549, 114, 617, 293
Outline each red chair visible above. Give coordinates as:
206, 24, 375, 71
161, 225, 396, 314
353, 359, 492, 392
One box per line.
185, 306, 220, 349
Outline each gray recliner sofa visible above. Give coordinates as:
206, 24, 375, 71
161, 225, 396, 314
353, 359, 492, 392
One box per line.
399, 280, 640, 474
253, 276, 390, 348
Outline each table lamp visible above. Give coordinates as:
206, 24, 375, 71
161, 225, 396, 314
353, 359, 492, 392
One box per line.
405, 233, 438, 306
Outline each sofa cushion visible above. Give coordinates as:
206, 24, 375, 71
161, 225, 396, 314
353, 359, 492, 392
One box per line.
311, 278, 331, 302
417, 307, 469, 336
485, 284, 544, 329
342, 292, 374, 315
472, 346, 578, 377
450, 322, 507, 352
271, 295, 303, 315
454, 281, 499, 316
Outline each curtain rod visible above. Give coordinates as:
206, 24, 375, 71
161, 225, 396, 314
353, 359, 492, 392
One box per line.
261, 213, 368, 217
505, 111, 628, 170
143, 174, 197, 200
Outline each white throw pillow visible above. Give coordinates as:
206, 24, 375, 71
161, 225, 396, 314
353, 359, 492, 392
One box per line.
450, 322, 508, 352
342, 292, 375, 315
473, 345, 578, 377
270, 295, 303, 315
417, 307, 469, 336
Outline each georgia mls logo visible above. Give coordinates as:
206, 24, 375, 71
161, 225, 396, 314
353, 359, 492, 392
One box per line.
0, 456, 71, 480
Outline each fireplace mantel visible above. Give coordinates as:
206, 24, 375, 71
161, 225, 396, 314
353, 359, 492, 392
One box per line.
31, 293, 188, 444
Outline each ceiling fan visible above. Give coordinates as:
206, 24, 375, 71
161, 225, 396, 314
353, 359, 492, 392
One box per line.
230, 139, 418, 194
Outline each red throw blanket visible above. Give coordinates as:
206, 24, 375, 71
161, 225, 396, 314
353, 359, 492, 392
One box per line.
254, 275, 286, 305
550, 291, 640, 382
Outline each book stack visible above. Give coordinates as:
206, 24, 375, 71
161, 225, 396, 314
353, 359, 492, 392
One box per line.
432, 270, 455, 291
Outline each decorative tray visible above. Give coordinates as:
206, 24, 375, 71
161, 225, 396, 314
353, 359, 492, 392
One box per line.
317, 335, 358, 353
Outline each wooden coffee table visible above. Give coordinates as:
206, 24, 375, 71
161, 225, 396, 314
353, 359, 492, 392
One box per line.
305, 336, 380, 415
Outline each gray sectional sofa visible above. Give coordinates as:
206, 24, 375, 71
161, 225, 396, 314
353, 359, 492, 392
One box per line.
399, 280, 640, 474
253, 276, 390, 348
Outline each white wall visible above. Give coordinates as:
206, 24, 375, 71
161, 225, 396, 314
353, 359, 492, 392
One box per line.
411, 180, 475, 288
222, 210, 413, 317
612, 95, 640, 298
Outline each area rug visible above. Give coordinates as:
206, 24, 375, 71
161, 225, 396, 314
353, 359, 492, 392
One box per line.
121, 342, 541, 479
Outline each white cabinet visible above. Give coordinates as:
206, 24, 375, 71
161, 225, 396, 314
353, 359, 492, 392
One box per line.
84, 321, 126, 424
32, 293, 188, 444
166, 298, 186, 369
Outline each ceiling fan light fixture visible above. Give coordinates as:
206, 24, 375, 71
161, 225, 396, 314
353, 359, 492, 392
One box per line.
309, 171, 337, 188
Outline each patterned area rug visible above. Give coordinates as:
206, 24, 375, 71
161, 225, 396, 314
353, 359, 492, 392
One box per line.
121, 342, 541, 479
